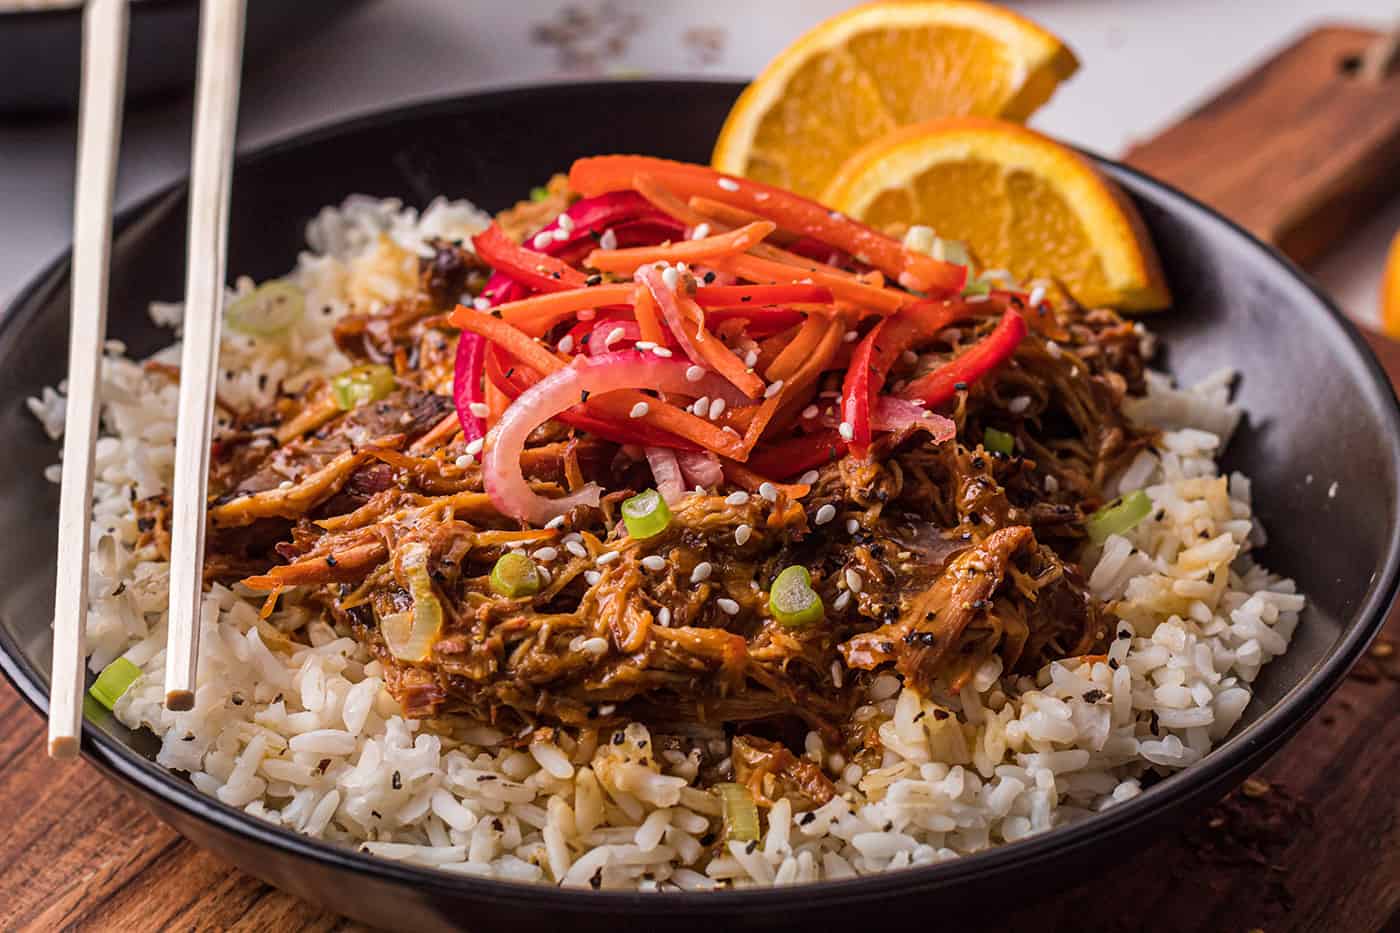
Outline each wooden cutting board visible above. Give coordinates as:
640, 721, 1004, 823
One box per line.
1124, 23, 1400, 271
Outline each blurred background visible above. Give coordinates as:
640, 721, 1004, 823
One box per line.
1, 0, 1397, 328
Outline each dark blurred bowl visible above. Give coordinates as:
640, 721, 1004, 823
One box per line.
0, 0, 355, 114
0, 81, 1397, 932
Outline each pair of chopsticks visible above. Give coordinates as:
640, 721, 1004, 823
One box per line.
48, 0, 247, 759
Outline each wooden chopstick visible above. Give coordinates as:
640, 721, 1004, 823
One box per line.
163, 0, 247, 712
48, 0, 130, 761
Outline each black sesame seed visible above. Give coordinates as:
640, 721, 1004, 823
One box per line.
392, 771, 402, 789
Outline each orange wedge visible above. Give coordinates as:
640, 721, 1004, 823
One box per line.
712, 0, 1078, 198
822, 117, 1171, 311
1383, 230, 1400, 338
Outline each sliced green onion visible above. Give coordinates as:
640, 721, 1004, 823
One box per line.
716, 781, 760, 843
490, 552, 541, 598
88, 657, 141, 710
330, 364, 396, 410
768, 566, 824, 628
961, 279, 991, 298
226, 279, 305, 336
983, 427, 1015, 456
383, 543, 443, 662
932, 236, 971, 267
1086, 489, 1154, 546
621, 488, 672, 539
529, 186, 551, 202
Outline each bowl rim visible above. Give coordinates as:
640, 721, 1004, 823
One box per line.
2, 77, 1397, 912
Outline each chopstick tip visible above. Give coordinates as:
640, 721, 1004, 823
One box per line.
48, 735, 80, 760
165, 689, 195, 712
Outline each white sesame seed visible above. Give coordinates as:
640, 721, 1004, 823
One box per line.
579, 637, 609, 656
651, 346, 674, 358
1028, 285, 1046, 308
833, 590, 852, 612
629, 402, 650, 419
1044, 475, 1059, 493
454, 454, 471, 468
545, 515, 566, 529
661, 267, 680, 290
691, 561, 713, 582
1008, 395, 1031, 414
596, 550, 620, 565
798, 470, 820, 486
709, 398, 726, 419
763, 379, 785, 399
677, 262, 689, 273
532, 232, 553, 250
725, 491, 749, 506
802, 405, 819, 420
734, 524, 752, 545
815, 504, 836, 525
537, 565, 552, 585
605, 327, 625, 347
657, 607, 672, 626
566, 540, 588, 557
843, 330, 859, 343
744, 349, 759, 368
557, 334, 575, 354
599, 229, 618, 250
844, 569, 863, 593
845, 519, 859, 534
552, 227, 571, 243
585, 570, 602, 585
532, 547, 559, 562
277, 480, 293, 490
686, 365, 705, 382
692, 223, 711, 240
635, 340, 656, 351
830, 660, 844, 686
473, 297, 490, 311
717, 178, 740, 191
838, 421, 855, 441
556, 214, 574, 232
466, 438, 484, 455
1046, 342, 1063, 359
469, 402, 490, 418
717, 598, 740, 615
758, 482, 778, 502
641, 555, 667, 572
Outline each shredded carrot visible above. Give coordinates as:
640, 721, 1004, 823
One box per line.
450, 304, 564, 375
631, 284, 666, 344
488, 284, 635, 337
590, 390, 748, 458
719, 458, 810, 500
586, 221, 776, 272
680, 295, 766, 399
755, 325, 800, 374
408, 411, 461, 453
717, 254, 907, 315
687, 197, 798, 245
632, 173, 712, 228
485, 378, 510, 428
741, 315, 845, 455
766, 314, 827, 382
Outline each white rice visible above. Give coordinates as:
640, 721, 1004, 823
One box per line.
31, 196, 1303, 890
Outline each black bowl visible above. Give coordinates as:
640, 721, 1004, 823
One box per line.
1, 81, 1397, 931
0, 0, 355, 114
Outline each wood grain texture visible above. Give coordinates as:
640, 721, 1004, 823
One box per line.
1124, 25, 1400, 267
1, 333, 1396, 931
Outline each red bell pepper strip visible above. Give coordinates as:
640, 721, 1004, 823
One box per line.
471, 223, 588, 294
898, 310, 1029, 409
840, 299, 983, 459
743, 429, 846, 480
568, 155, 967, 295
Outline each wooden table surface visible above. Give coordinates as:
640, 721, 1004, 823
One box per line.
3, 333, 1398, 933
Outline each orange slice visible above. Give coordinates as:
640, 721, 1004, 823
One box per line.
1383, 230, 1400, 338
822, 117, 1171, 311
712, 0, 1078, 198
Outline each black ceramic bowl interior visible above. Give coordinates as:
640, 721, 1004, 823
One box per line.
0, 0, 355, 114
1, 82, 1397, 932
